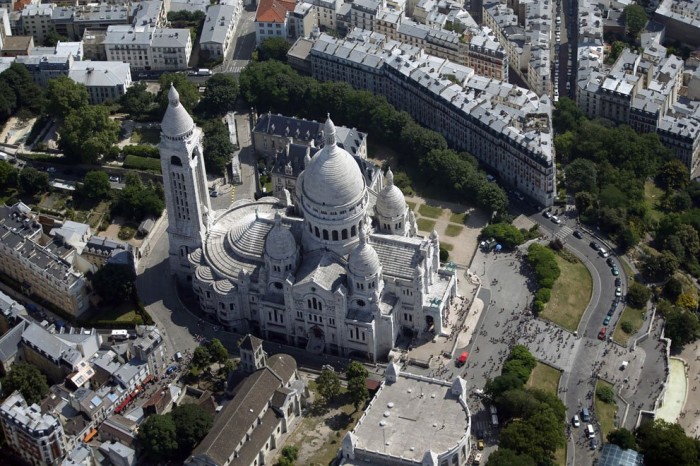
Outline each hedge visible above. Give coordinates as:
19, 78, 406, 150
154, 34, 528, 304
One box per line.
123, 155, 162, 172
122, 144, 159, 159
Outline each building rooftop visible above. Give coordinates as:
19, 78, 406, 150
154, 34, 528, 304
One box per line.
255, 0, 296, 23
200, 4, 236, 45
68, 61, 131, 88
348, 370, 471, 463
598, 443, 644, 466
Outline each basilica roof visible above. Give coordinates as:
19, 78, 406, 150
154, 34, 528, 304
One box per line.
348, 230, 381, 278
265, 213, 297, 261
300, 117, 367, 207
294, 250, 347, 291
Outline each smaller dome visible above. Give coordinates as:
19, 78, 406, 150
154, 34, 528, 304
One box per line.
348, 230, 381, 278
376, 168, 407, 218
265, 213, 297, 261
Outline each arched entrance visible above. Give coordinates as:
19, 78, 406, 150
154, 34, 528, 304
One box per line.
425, 315, 434, 332
306, 325, 325, 354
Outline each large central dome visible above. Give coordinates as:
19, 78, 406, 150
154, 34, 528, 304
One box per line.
300, 117, 366, 207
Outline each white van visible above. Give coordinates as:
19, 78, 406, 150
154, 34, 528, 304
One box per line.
586, 424, 595, 438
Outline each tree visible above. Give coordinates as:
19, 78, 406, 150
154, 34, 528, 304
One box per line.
18, 167, 49, 195
171, 404, 214, 456
0, 160, 17, 187
120, 82, 155, 118
477, 182, 509, 215
626, 282, 650, 308
220, 359, 237, 377
316, 368, 341, 403
207, 339, 229, 364
480, 223, 524, 248
664, 277, 683, 301
258, 37, 291, 62
346, 361, 369, 411
642, 251, 679, 281
502, 359, 533, 383
46, 76, 89, 119
565, 158, 598, 194
608, 41, 626, 63
276, 445, 299, 466
665, 307, 700, 350
158, 74, 200, 114
200, 74, 239, 116
59, 105, 120, 164
636, 419, 700, 466
507, 345, 537, 371
202, 118, 235, 175
91, 263, 136, 304
113, 173, 165, 221
191, 345, 212, 369
43, 28, 68, 47
0, 81, 17, 121
677, 292, 699, 312
657, 159, 689, 192
2, 362, 49, 404
607, 428, 637, 451
485, 373, 524, 400
553, 97, 584, 134
485, 448, 536, 466
138, 413, 178, 460
80, 170, 111, 199
621, 321, 634, 334
624, 5, 648, 38
0, 64, 43, 114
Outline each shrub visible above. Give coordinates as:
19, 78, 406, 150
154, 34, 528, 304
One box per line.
621, 321, 634, 334
533, 300, 545, 315
122, 144, 159, 158
596, 385, 615, 404
439, 245, 449, 261
535, 288, 552, 303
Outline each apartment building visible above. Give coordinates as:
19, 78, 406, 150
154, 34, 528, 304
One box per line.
0, 392, 67, 466
255, 0, 296, 45
289, 2, 318, 40
20, 4, 53, 45
351, 0, 382, 31
200, 4, 239, 58
306, 33, 556, 205
0, 203, 89, 317
103, 25, 191, 71
68, 61, 132, 104
310, 0, 342, 30
655, 0, 700, 48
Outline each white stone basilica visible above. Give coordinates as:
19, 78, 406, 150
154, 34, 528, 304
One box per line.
160, 86, 457, 362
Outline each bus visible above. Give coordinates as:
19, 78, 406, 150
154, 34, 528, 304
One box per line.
111, 330, 128, 341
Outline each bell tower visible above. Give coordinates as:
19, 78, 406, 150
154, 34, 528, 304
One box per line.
159, 85, 211, 282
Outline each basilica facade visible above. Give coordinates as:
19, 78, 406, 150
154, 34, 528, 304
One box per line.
160, 86, 457, 362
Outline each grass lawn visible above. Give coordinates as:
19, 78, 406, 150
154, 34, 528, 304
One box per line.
442, 242, 454, 251
88, 304, 137, 323
644, 180, 664, 222
526, 362, 561, 394
407, 201, 417, 212
418, 204, 443, 219
416, 218, 436, 232
612, 305, 645, 345
130, 127, 161, 145
450, 212, 468, 224
540, 252, 593, 332
620, 257, 635, 282
595, 379, 617, 439
526, 363, 565, 466
444, 224, 463, 237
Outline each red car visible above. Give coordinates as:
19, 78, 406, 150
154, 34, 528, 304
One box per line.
456, 351, 468, 367
598, 328, 607, 340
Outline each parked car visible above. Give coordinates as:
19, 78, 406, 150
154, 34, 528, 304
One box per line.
543, 210, 552, 219
109, 175, 120, 182
615, 277, 622, 286
598, 328, 607, 340
615, 287, 622, 297
46, 167, 56, 173
573, 230, 583, 239
590, 438, 598, 450
572, 415, 581, 427
590, 241, 600, 250
611, 267, 619, 276
604, 315, 611, 326
598, 247, 610, 258
210, 191, 219, 197
607, 307, 615, 317
551, 215, 561, 224
606, 257, 615, 267
477, 439, 485, 450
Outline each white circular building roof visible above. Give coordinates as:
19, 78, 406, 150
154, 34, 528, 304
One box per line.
348, 230, 380, 278
161, 85, 194, 138
301, 117, 365, 207
376, 168, 406, 218
265, 213, 297, 261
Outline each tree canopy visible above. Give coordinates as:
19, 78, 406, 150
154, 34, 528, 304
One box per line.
486, 448, 536, 466
316, 368, 341, 402
112, 173, 164, 221
91, 263, 136, 304
2, 362, 49, 405
80, 170, 111, 199
46, 76, 89, 119
199, 74, 239, 116
346, 361, 369, 411
625, 281, 650, 308
480, 223, 525, 248
607, 428, 637, 451
59, 105, 120, 164
171, 404, 214, 455
120, 82, 155, 119
257, 37, 291, 62
138, 404, 213, 460
18, 167, 49, 195
624, 5, 648, 38
158, 73, 200, 114
635, 419, 700, 466
202, 119, 235, 175
138, 412, 178, 460
0, 64, 43, 116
